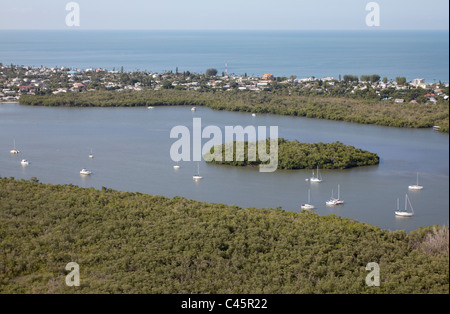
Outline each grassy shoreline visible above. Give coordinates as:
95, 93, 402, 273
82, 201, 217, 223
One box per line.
18, 90, 449, 133
0, 177, 448, 294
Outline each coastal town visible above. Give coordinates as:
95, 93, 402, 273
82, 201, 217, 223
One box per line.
1, 64, 449, 104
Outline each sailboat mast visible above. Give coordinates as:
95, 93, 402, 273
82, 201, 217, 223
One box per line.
406, 194, 414, 214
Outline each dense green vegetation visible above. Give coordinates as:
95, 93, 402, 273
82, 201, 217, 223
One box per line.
0, 177, 448, 294
206, 138, 380, 170
19, 89, 449, 133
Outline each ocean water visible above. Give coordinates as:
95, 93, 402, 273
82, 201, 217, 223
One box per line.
0, 30, 448, 82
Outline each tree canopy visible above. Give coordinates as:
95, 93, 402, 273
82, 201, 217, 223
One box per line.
206, 68, 218, 77
0, 177, 448, 294
206, 138, 380, 170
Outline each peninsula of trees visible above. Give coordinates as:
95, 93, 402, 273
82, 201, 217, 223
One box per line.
205, 138, 380, 170
0, 177, 448, 294
1, 64, 448, 133
17, 89, 449, 133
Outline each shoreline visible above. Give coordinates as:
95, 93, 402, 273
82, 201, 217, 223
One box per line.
7, 100, 449, 133
1, 176, 447, 234
17, 93, 450, 133
0, 176, 448, 294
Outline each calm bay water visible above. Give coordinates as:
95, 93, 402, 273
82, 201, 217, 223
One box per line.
0, 103, 448, 232
0, 30, 448, 82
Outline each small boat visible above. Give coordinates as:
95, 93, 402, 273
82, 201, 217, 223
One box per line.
21, 159, 30, 166
310, 166, 323, 183
173, 162, 180, 170
301, 189, 315, 210
10, 139, 20, 154
193, 163, 203, 180
326, 185, 344, 206
395, 194, 415, 217
148, 106, 154, 109
408, 172, 423, 190
252, 113, 256, 117
191, 107, 197, 112
89, 149, 94, 159
80, 168, 92, 176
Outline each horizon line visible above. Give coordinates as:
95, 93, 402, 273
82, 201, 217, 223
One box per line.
1, 28, 449, 32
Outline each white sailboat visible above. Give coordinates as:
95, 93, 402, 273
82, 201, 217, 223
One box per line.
310, 166, 323, 183
395, 194, 415, 217
408, 172, 423, 190
10, 139, 20, 154
89, 149, 94, 159
80, 168, 92, 176
301, 189, 315, 210
193, 163, 203, 180
326, 188, 335, 206
21, 159, 30, 166
326, 184, 344, 206
173, 162, 180, 170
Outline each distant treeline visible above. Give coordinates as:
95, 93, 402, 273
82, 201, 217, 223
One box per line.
19, 90, 449, 132
0, 177, 448, 294
206, 138, 380, 170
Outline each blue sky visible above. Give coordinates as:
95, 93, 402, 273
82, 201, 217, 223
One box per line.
0, 0, 448, 30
